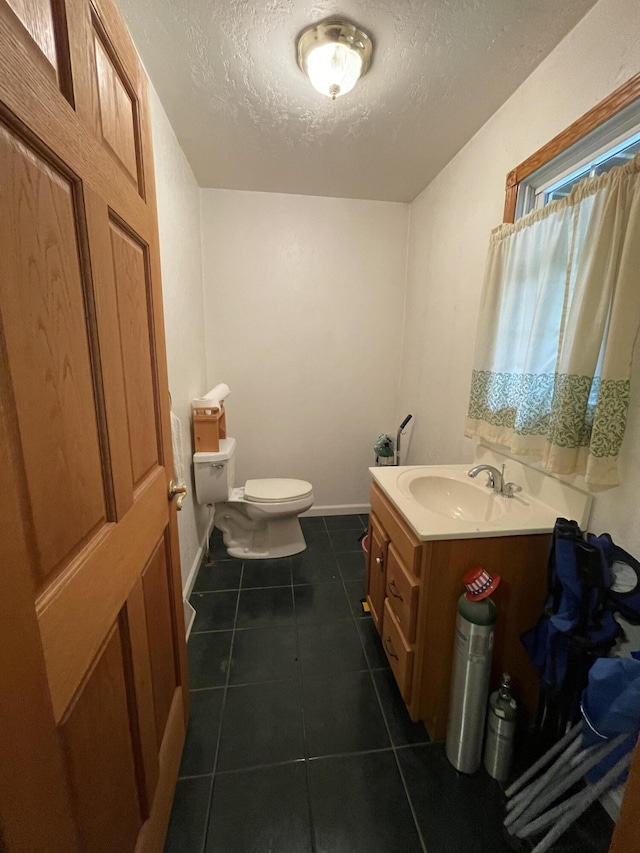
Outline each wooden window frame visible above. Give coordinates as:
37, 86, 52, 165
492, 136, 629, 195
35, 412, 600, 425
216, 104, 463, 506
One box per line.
503, 73, 640, 223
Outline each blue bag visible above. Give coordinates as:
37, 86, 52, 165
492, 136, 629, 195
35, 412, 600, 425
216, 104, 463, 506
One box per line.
587, 532, 640, 625
581, 655, 640, 783
521, 519, 619, 693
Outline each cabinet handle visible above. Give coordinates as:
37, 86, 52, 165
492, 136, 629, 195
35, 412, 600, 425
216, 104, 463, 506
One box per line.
376, 556, 384, 569
388, 579, 404, 600
384, 636, 399, 660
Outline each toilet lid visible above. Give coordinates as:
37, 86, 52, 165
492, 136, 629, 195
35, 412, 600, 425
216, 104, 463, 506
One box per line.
244, 478, 313, 503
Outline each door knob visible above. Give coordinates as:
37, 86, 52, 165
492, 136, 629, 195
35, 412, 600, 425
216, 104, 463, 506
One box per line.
169, 480, 187, 510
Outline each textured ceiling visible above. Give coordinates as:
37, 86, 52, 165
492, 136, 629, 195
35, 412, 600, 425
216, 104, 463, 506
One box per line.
117, 0, 598, 202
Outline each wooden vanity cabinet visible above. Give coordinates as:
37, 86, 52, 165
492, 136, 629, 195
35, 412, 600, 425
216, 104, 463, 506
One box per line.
366, 514, 389, 632
366, 481, 550, 741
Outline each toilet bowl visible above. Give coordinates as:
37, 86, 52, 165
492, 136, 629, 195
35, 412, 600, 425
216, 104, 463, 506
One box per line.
193, 438, 314, 559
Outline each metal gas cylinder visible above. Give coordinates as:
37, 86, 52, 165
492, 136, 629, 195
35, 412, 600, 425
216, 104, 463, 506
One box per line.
445, 566, 499, 774
484, 672, 517, 782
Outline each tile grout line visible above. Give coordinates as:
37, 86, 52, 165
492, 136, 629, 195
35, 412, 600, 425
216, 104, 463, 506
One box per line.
393, 728, 427, 853
292, 548, 319, 853
330, 533, 430, 848
198, 557, 244, 853
177, 517, 556, 853
213, 745, 401, 777
188, 517, 416, 852
295, 517, 367, 851
367, 662, 429, 853
331, 528, 428, 853
339, 534, 430, 853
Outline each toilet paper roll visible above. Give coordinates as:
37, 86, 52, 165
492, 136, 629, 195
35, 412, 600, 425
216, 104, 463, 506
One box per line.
204, 382, 230, 406
204, 382, 230, 402
192, 383, 230, 415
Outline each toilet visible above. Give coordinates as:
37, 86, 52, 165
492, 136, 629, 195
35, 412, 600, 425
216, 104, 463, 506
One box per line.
193, 437, 314, 559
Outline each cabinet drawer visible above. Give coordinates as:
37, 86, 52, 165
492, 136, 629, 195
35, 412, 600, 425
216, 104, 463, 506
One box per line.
382, 599, 413, 703
386, 544, 419, 643
370, 483, 421, 576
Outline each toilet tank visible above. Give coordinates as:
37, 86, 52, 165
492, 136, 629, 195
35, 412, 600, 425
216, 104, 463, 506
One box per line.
193, 437, 236, 505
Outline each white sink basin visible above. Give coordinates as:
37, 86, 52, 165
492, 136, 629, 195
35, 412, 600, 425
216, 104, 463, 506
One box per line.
369, 451, 592, 541
398, 472, 506, 522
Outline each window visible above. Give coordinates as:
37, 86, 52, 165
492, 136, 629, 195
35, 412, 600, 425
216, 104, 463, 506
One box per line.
502, 74, 640, 224
466, 76, 640, 487
540, 131, 640, 206
514, 100, 640, 218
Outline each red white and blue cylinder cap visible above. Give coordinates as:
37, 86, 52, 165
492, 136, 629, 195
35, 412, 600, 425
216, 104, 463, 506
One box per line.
463, 566, 501, 601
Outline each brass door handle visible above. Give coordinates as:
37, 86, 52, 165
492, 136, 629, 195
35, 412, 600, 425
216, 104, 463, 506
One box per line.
388, 579, 404, 600
376, 556, 384, 569
169, 480, 187, 510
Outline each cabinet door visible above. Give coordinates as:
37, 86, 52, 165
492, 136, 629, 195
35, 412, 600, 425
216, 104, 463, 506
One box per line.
367, 513, 389, 633
386, 544, 420, 643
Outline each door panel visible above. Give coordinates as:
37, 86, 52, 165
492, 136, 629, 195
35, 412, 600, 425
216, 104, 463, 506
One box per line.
92, 23, 140, 188
142, 539, 179, 751
0, 123, 109, 586
109, 219, 160, 487
84, 190, 135, 517
60, 624, 143, 852
3, 0, 59, 79
0, 0, 188, 849
124, 579, 160, 815
38, 467, 168, 722
0, 418, 80, 853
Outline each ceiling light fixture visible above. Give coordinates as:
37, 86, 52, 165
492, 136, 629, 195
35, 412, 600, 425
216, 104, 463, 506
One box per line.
296, 18, 372, 100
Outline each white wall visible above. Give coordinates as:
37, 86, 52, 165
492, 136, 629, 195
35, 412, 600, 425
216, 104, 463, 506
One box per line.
200, 189, 409, 511
148, 0, 640, 552
400, 0, 640, 555
150, 87, 211, 589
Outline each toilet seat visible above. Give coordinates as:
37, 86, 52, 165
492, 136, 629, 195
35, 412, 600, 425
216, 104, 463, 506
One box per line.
244, 478, 313, 503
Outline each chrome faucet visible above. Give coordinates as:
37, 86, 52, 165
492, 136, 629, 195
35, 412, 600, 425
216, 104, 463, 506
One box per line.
467, 464, 522, 498
468, 464, 504, 493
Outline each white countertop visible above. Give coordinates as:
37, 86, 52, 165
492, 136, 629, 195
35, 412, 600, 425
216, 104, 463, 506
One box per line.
369, 449, 592, 542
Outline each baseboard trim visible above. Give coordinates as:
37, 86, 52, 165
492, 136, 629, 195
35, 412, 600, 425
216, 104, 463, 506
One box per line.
182, 548, 202, 602
303, 504, 370, 517
183, 599, 196, 641
182, 512, 215, 638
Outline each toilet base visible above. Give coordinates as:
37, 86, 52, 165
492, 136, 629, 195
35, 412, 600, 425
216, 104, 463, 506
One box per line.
215, 504, 308, 560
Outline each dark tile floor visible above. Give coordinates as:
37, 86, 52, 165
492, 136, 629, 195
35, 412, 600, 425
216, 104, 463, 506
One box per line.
165, 514, 613, 853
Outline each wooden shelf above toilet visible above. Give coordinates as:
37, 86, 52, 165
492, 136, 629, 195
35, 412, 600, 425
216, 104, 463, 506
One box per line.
192, 401, 227, 452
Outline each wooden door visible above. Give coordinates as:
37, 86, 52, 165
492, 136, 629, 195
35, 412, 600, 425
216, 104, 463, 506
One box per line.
0, 1, 189, 851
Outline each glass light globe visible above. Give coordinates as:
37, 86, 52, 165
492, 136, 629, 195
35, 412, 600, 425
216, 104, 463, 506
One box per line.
305, 42, 363, 99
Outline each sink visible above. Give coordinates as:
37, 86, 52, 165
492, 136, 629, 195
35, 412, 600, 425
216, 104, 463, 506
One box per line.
369, 451, 592, 541
397, 472, 506, 522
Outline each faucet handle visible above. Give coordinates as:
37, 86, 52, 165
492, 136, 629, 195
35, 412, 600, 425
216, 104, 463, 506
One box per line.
502, 482, 522, 498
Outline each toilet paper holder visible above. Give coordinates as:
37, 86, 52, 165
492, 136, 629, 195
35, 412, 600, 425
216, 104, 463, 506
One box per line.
192, 400, 227, 452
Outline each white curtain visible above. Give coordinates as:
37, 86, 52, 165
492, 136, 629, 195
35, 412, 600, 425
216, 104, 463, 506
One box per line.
466, 152, 640, 486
